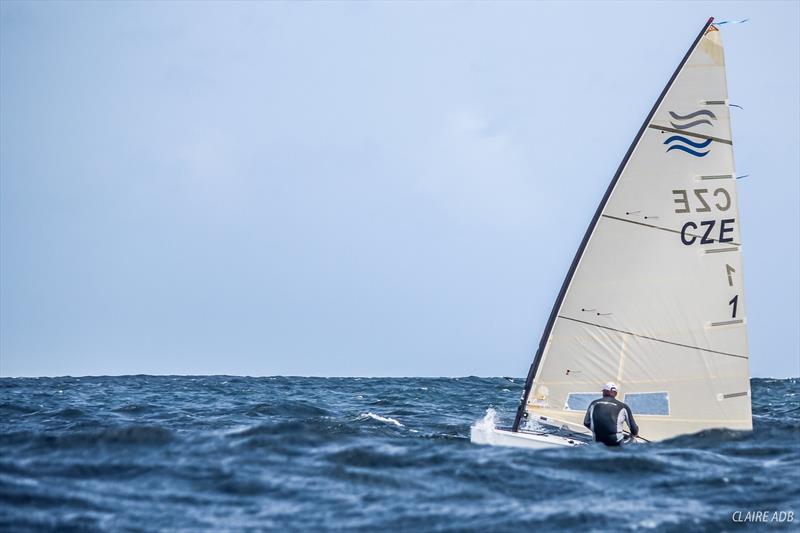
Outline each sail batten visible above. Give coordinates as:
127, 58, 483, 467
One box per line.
513, 19, 752, 441
647, 125, 732, 144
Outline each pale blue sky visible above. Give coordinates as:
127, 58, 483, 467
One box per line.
1, 1, 798, 377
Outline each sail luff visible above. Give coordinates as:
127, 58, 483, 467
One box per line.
512, 18, 716, 432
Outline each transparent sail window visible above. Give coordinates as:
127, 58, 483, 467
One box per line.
624, 392, 670, 415
564, 393, 600, 411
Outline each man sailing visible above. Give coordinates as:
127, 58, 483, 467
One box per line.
583, 382, 639, 446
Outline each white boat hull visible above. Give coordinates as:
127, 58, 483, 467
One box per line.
470, 425, 586, 449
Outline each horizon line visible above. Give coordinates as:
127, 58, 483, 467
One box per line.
0, 373, 796, 380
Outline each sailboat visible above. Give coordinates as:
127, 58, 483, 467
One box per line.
471, 18, 752, 449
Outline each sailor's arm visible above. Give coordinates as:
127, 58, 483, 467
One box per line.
583, 403, 593, 430
624, 404, 639, 436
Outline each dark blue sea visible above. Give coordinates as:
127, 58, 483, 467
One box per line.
1, 376, 798, 532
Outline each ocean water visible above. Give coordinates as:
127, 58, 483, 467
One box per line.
1, 376, 798, 532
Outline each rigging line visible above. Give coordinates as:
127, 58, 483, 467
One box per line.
557, 315, 749, 360
647, 124, 733, 145
601, 214, 742, 246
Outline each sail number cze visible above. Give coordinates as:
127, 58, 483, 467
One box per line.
673, 186, 741, 321
673, 188, 736, 245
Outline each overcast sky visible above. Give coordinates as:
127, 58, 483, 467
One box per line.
1, 1, 798, 377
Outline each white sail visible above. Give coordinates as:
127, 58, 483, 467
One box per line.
514, 20, 751, 442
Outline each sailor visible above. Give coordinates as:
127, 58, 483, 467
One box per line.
583, 382, 639, 446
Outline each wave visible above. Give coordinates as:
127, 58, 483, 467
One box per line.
112, 403, 156, 414
0, 402, 38, 415
51, 407, 86, 419
663, 134, 711, 157
669, 109, 717, 121
663, 135, 712, 149
8, 425, 176, 449
246, 401, 329, 418
0, 376, 797, 531
357, 412, 404, 427
665, 145, 709, 157
668, 109, 716, 131
670, 119, 714, 130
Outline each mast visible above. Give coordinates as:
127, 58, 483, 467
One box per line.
512, 18, 716, 432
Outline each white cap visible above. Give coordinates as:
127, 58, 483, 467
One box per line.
603, 382, 618, 392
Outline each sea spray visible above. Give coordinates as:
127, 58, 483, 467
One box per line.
472, 407, 498, 433
469, 407, 499, 445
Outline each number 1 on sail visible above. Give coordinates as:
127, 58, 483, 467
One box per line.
729, 295, 739, 318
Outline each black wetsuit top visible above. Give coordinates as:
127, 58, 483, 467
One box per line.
583, 396, 639, 446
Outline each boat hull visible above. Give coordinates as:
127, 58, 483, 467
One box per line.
470, 426, 586, 449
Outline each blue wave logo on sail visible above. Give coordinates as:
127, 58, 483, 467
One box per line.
669, 109, 716, 130
664, 109, 716, 157
663, 135, 711, 157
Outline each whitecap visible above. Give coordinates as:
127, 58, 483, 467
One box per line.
358, 412, 404, 427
